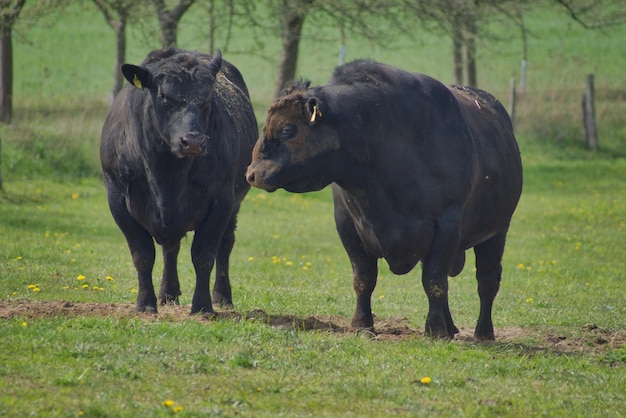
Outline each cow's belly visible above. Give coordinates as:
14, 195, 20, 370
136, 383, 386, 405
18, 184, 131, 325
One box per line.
125, 188, 209, 245
354, 216, 435, 275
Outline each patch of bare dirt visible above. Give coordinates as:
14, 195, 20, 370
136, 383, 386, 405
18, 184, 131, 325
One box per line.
1, 299, 624, 357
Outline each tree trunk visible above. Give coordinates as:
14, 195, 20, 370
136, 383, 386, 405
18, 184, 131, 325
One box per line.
159, 18, 177, 47
112, 19, 126, 100
464, 10, 477, 87
207, 0, 215, 54
0, 27, 9, 190
0, 26, 13, 124
273, 6, 306, 98
452, 25, 463, 85
153, 0, 195, 48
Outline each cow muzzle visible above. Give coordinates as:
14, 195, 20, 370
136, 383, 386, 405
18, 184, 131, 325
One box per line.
245, 162, 278, 192
176, 133, 208, 157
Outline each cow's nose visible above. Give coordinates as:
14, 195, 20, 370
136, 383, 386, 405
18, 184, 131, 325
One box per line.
179, 134, 206, 155
245, 166, 256, 185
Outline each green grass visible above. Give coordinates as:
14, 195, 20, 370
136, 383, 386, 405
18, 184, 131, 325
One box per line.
1, 2, 625, 417
1, 160, 625, 416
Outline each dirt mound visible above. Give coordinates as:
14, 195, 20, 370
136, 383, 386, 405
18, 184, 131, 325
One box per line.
2, 299, 624, 357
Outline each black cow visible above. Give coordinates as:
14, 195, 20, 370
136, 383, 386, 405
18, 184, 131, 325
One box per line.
246, 60, 522, 340
101, 48, 257, 315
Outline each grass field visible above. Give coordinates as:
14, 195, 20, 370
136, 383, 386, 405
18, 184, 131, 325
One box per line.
1, 2, 625, 417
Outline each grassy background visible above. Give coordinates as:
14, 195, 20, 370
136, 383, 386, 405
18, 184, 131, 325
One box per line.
0, 2, 625, 417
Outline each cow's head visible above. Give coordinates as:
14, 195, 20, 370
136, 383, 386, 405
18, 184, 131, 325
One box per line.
121, 49, 223, 158
246, 82, 340, 193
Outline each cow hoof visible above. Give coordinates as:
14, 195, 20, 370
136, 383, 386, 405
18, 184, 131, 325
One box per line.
190, 310, 217, 320
425, 326, 454, 340
136, 305, 157, 314
159, 295, 180, 306
474, 332, 496, 341
350, 327, 377, 339
213, 301, 234, 311
190, 305, 215, 317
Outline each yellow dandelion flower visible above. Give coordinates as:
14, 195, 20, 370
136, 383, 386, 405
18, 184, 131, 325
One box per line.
420, 377, 432, 385
27, 284, 39, 289
33, 287, 41, 292
173, 406, 183, 413
21, 322, 28, 327
45, 231, 51, 238
247, 256, 254, 262
130, 288, 137, 293
16, 256, 23, 261
77, 275, 86, 281
516, 263, 525, 270
163, 399, 175, 408
71, 193, 80, 200
526, 297, 533, 303
285, 261, 293, 266
82, 284, 89, 289
379, 295, 385, 300
106, 275, 114, 281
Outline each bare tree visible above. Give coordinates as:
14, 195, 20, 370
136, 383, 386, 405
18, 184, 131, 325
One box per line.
273, 0, 313, 97
152, 0, 195, 47
92, 0, 149, 100
206, 0, 236, 54
234, 0, 393, 98
554, 0, 626, 28
0, 0, 26, 125
395, 0, 488, 86
0, 0, 25, 190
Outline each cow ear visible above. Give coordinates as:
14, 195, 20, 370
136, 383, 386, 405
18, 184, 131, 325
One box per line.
208, 49, 222, 78
121, 64, 152, 89
305, 97, 323, 126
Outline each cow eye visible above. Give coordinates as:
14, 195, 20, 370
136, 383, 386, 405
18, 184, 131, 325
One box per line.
158, 91, 169, 105
280, 125, 297, 141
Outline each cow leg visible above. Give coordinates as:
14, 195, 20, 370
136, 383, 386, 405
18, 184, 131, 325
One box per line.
105, 185, 158, 313
189, 200, 233, 315
473, 230, 506, 341
350, 254, 378, 331
333, 195, 378, 331
159, 243, 181, 305
212, 213, 237, 309
422, 213, 461, 338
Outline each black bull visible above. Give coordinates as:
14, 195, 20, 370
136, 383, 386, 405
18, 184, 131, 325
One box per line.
100, 49, 257, 315
246, 60, 523, 340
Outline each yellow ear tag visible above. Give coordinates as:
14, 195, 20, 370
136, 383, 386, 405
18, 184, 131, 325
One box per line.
310, 105, 322, 123
133, 74, 142, 89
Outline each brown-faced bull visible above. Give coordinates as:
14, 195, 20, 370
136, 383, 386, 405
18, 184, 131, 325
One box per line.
100, 48, 257, 315
246, 60, 522, 340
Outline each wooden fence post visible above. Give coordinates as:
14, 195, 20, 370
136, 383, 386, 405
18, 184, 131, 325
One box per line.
508, 77, 516, 129
582, 74, 598, 151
